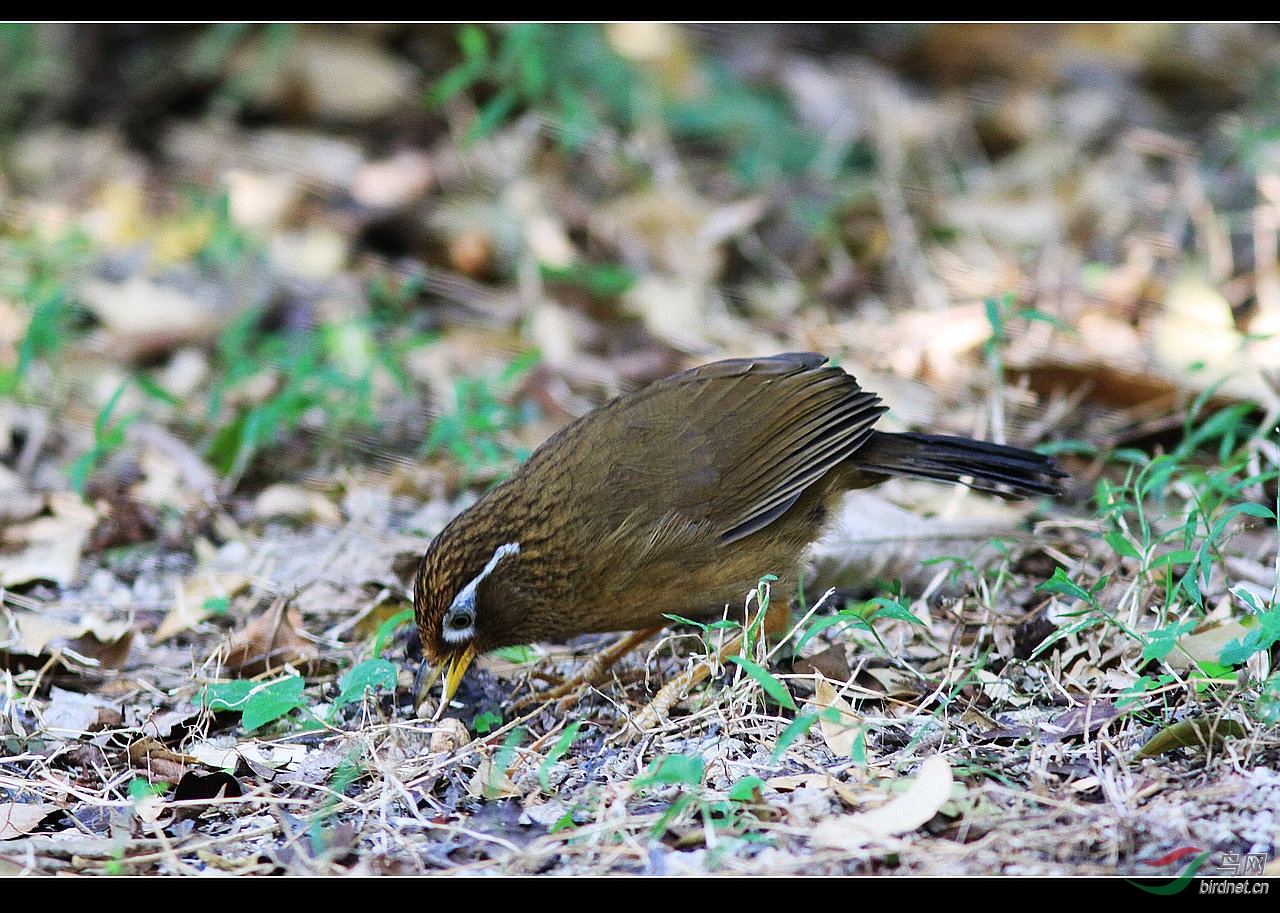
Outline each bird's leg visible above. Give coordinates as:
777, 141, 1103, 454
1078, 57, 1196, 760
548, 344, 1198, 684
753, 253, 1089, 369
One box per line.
625, 599, 790, 737
510, 626, 664, 712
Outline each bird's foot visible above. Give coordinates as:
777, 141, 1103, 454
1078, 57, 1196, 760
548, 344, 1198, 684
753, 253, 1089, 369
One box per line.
510, 626, 663, 713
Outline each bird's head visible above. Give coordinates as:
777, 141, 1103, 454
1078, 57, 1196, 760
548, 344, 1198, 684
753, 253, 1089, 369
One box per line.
413, 540, 521, 714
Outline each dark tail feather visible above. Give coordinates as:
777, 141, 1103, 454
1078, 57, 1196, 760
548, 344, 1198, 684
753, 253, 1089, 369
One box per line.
851, 431, 1065, 499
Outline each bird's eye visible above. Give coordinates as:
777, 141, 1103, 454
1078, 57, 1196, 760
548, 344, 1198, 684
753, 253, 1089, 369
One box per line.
445, 606, 474, 632
439, 542, 515, 646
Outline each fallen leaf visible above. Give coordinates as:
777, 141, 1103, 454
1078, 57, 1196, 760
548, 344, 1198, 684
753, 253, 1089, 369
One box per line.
129, 736, 200, 782
1136, 716, 1247, 759
156, 571, 250, 641
40, 687, 122, 737
430, 718, 471, 754
218, 598, 318, 677
811, 756, 954, 849
10, 611, 133, 659
469, 757, 523, 800
253, 483, 342, 524
1038, 699, 1119, 743
813, 679, 865, 759
0, 493, 96, 587
766, 772, 868, 808
0, 802, 58, 840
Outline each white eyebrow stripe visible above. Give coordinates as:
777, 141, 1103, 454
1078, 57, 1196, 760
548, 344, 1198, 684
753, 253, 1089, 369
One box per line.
441, 542, 521, 645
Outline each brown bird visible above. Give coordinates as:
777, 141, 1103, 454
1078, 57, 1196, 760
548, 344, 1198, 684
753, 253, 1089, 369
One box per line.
413, 353, 1063, 708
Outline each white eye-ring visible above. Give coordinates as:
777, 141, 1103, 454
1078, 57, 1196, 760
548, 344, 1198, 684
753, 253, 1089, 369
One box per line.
441, 543, 519, 645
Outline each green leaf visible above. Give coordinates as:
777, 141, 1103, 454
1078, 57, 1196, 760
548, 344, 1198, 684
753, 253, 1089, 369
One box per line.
128, 777, 168, 801
539, 261, 637, 297
1147, 549, 1197, 570
726, 655, 796, 711
1141, 619, 1198, 663
492, 644, 538, 663
634, 754, 704, 789
371, 608, 413, 659
792, 613, 855, 654
1220, 610, 1280, 665
539, 721, 585, 792
203, 675, 306, 731
866, 596, 927, 626
1104, 529, 1141, 560
458, 22, 489, 64
473, 710, 503, 734
1135, 716, 1247, 759
336, 659, 398, 707
771, 708, 841, 761
202, 679, 254, 710
727, 775, 766, 803
1036, 567, 1097, 604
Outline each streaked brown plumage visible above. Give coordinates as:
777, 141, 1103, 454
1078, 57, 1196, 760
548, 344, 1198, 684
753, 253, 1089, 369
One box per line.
413, 353, 1064, 706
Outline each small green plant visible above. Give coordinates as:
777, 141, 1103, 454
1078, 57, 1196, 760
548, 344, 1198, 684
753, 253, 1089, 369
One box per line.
422, 352, 539, 479
538, 720, 585, 793
425, 24, 870, 207
0, 225, 91, 396
126, 776, 168, 802
792, 578, 927, 658
473, 710, 504, 734
332, 659, 398, 711
1037, 394, 1277, 729
427, 24, 640, 151
981, 294, 1067, 384
630, 753, 773, 849
202, 675, 308, 732
66, 376, 179, 495
188, 24, 296, 114
539, 261, 637, 298
180, 185, 263, 271
67, 380, 137, 496
206, 307, 413, 483
370, 608, 413, 660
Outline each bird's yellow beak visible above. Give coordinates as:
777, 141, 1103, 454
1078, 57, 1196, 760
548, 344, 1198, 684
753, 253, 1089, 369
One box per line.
413, 644, 478, 719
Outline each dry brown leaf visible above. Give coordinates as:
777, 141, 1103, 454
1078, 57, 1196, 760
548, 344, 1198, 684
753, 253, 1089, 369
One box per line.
1135, 716, 1248, 759
0, 493, 96, 587
811, 756, 954, 849
40, 687, 123, 738
813, 678, 866, 760
70, 627, 135, 671
9, 609, 135, 671
1171, 618, 1256, 670
11, 613, 103, 657
80, 275, 224, 352
792, 644, 851, 681
253, 30, 417, 121
765, 773, 868, 808
129, 736, 199, 782
156, 571, 251, 641
0, 802, 58, 840
219, 599, 318, 677
430, 718, 471, 753
1154, 274, 1242, 380
862, 665, 924, 700
184, 741, 241, 771
236, 741, 309, 774
253, 483, 343, 525
469, 757, 523, 801
1038, 699, 1119, 743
